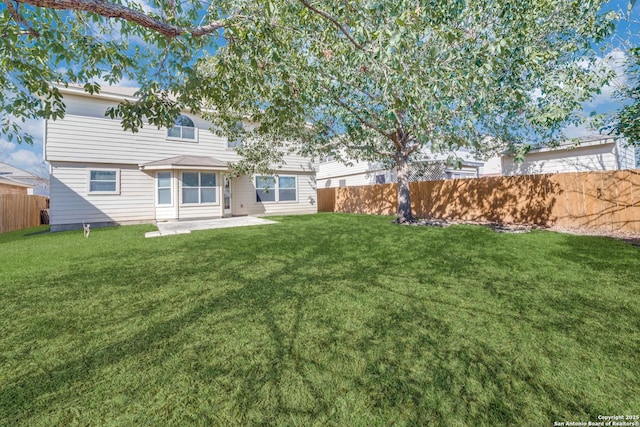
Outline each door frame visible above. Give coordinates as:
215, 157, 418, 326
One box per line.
223, 175, 232, 216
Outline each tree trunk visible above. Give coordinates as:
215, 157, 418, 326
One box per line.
396, 156, 414, 223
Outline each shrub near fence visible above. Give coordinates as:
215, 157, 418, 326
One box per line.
318, 170, 640, 235
0, 194, 49, 234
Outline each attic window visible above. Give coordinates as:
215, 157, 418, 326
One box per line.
167, 114, 197, 141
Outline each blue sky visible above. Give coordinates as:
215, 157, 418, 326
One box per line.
1, 0, 639, 173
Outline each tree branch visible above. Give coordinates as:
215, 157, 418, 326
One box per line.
5, 0, 40, 37
346, 143, 396, 158
328, 92, 394, 141
14, 0, 230, 38
297, 0, 367, 52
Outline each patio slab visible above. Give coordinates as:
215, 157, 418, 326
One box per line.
145, 216, 278, 238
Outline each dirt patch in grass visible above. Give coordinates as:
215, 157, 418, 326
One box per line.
406, 217, 640, 244
405, 218, 537, 234
548, 225, 640, 247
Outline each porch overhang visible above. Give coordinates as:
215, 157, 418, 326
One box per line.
139, 155, 229, 172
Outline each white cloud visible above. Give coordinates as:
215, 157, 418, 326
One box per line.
0, 138, 17, 153
563, 122, 594, 138
9, 149, 42, 168
19, 118, 44, 140
585, 48, 627, 109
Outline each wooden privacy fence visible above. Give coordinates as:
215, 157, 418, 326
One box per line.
0, 194, 49, 234
318, 170, 640, 235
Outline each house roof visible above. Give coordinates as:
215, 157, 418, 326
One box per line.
0, 175, 34, 188
55, 83, 140, 102
522, 135, 618, 154
0, 162, 37, 179
139, 155, 229, 171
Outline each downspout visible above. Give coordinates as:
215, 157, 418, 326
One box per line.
613, 139, 621, 170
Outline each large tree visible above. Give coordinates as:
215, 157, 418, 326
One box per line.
0, 0, 246, 142
1, 0, 620, 222
608, 47, 640, 147
199, 0, 618, 222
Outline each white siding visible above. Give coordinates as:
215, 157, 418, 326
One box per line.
45, 91, 318, 226
46, 93, 314, 170
232, 174, 317, 216
49, 162, 155, 230
317, 160, 389, 188
479, 155, 503, 176
501, 144, 619, 176
60, 95, 124, 118
50, 165, 316, 228
616, 140, 636, 170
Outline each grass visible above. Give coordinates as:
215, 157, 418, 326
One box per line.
0, 213, 638, 426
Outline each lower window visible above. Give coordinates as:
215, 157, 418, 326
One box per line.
256, 175, 297, 203
157, 172, 172, 205
88, 169, 119, 194
182, 172, 217, 204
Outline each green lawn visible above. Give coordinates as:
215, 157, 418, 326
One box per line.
1, 213, 638, 426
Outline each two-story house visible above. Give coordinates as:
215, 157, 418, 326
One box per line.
44, 85, 317, 231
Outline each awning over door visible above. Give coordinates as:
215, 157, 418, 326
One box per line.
139, 155, 229, 171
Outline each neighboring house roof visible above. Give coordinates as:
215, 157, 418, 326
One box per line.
516, 135, 618, 154
0, 162, 47, 188
139, 155, 229, 171
0, 162, 35, 178
0, 175, 34, 188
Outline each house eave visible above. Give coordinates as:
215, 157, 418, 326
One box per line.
54, 84, 140, 103
0, 177, 34, 188
503, 136, 617, 157
139, 164, 230, 172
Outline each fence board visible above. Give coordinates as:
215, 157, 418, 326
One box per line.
317, 187, 336, 212
317, 169, 640, 236
0, 194, 49, 234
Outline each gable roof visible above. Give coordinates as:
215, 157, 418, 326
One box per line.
525, 135, 617, 154
0, 175, 34, 188
139, 155, 229, 171
0, 162, 37, 180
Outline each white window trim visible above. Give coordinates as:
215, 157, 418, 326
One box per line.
87, 168, 120, 195
255, 175, 298, 203
167, 114, 199, 142
156, 171, 173, 206
166, 125, 199, 142
181, 171, 219, 206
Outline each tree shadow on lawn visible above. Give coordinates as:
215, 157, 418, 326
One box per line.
0, 225, 629, 425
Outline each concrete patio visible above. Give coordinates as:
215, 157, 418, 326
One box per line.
145, 216, 278, 238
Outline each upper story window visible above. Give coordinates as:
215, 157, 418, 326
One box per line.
227, 121, 244, 149
227, 136, 243, 149
167, 114, 197, 141
320, 154, 336, 163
